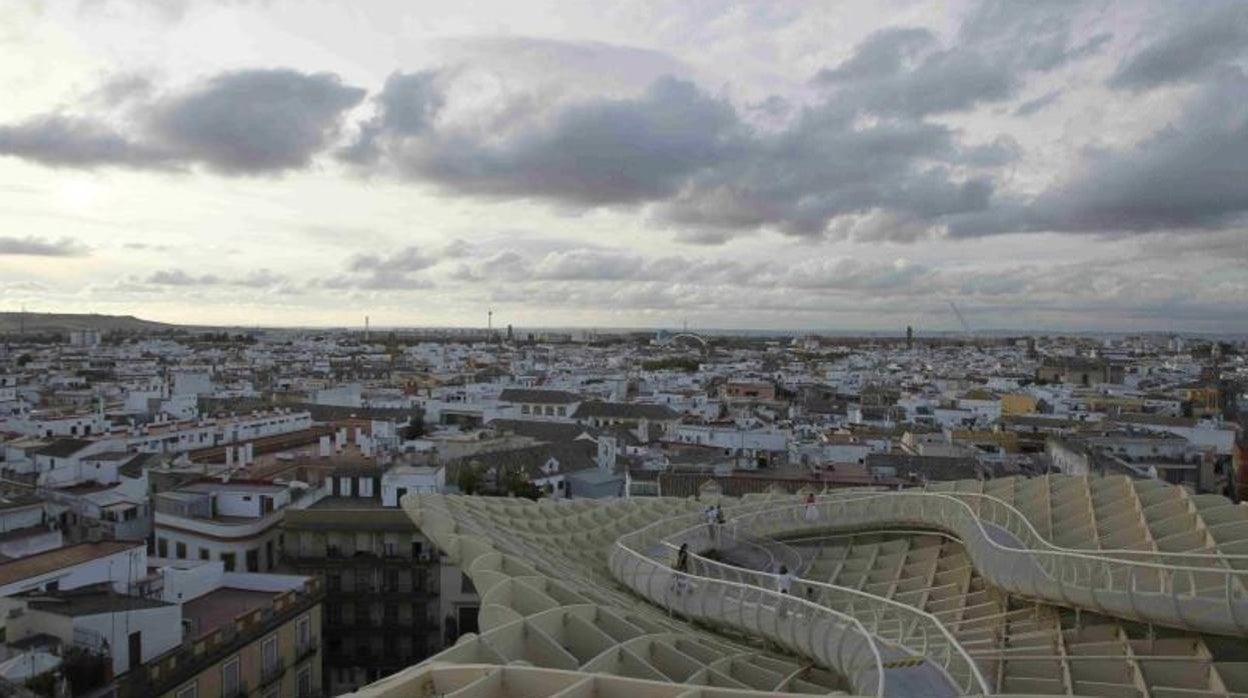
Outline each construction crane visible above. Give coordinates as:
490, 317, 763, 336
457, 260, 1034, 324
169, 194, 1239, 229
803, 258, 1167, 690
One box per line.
947, 301, 972, 335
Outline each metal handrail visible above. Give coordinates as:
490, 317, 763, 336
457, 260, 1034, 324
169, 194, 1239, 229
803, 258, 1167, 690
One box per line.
652, 514, 990, 696
931, 489, 1248, 563
610, 511, 887, 697
717, 495, 1248, 637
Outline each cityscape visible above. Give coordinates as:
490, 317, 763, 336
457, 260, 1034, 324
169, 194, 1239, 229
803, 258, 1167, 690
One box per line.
1, 2, 1247, 698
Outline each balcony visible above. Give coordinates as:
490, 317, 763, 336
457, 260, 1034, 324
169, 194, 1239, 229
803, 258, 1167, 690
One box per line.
116, 578, 324, 698
296, 638, 320, 663
260, 660, 286, 687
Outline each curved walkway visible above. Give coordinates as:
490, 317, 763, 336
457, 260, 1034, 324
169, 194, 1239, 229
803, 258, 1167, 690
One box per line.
610, 491, 1248, 696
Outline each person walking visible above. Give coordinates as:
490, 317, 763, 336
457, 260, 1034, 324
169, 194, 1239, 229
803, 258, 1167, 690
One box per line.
671, 543, 691, 594
777, 565, 793, 594
804, 492, 819, 522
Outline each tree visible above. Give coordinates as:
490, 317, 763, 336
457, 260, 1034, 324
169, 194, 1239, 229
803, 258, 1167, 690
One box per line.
402, 411, 426, 440
457, 461, 484, 495
501, 468, 543, 500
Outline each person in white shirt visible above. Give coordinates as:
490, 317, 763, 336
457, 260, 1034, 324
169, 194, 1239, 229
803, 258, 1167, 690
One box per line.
777, 565, 794, 594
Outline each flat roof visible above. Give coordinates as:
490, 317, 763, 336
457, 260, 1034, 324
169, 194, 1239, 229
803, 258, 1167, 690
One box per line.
180, 482, 287, 494
182, 587, 279, 640
27, 587, 173, 617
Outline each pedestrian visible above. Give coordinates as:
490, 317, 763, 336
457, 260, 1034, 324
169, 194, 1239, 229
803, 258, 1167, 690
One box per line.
672, 543, 690, 594
804, 492, 819, 522
777, 565, 793, 595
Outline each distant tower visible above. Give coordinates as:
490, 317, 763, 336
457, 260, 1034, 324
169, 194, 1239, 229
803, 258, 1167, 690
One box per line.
364, 315, 370, 341
507, 324, 513, 343
906, 325, 913, 350
487, 309, 493, 332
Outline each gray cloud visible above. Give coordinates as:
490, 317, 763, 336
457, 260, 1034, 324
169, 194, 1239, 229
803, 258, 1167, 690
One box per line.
814, 6, 1109, 118
1013, 90, 1061, 117
0, 236, 88, 257
147, 69, 365, 173
145, 268, 288, 288
327, 246, 437, 289
0, 116, 175, 169
951, 69, 1248, 235
0, 69, 365, 174
345, 76, 740, 207
347, 71, 992, 241
147, 270, 222, 286
1109, 3, 1248, 91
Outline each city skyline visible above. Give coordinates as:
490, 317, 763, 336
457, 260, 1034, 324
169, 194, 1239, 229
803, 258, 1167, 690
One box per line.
2, 1, 1246, 332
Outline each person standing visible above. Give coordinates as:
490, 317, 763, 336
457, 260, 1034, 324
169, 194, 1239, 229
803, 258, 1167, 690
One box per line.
804, 492, 819, 522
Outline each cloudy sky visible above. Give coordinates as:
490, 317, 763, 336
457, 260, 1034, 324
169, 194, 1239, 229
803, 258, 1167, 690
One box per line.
1, 1, 1246, 332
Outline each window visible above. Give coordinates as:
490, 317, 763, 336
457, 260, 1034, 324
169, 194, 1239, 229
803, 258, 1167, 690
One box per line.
326, 573, 341, 593
175, 681, 198, 698
297, 666, 313, 698
221, 552, 236, 572
157, 538, 168, 557
222, 657, 240, 698
199, 548, 210, 560
246, 549, 259, 572
521, 404, 530, 415
296, 614, 312, 654
262, 635, 280, 678
176, 542, 187, 559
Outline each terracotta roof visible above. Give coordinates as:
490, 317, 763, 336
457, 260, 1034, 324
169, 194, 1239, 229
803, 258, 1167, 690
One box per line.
0, 541, 142, 587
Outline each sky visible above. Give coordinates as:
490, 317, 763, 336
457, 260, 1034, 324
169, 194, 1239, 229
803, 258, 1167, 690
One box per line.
1, 0, 1246, 333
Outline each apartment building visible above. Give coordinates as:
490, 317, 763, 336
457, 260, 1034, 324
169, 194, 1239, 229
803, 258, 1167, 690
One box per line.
0, 561, 323, 698
281, 465, 461, 695
154, 480, 299, 573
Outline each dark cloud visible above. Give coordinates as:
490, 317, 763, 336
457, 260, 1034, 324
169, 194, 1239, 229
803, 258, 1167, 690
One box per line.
950, 69, 1248, 236
1013, 90, 1061, 117
346, 71, 993, 240
344, 75, 740, 207
654, 109, 993, 239
0, 235, 87, 257
145, 268, 287, 288
338, 71, 443, 165
147, 270, 222, 286
814, 6, 1109, 118
0, 69, 365, 174
1109, 3, 1248, 91
815, 28, 936, 84
0, 116, 175, 169
146, 69, 366, 173
328, 246, 437, 289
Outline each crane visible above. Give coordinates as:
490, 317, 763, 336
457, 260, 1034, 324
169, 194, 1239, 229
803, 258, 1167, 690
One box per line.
947, 301, 972, 335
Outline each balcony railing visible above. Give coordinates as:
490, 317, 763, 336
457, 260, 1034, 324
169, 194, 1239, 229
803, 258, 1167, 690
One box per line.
260, 660, 285, 687
117, 577, 324, 698
296, 638, 320, 663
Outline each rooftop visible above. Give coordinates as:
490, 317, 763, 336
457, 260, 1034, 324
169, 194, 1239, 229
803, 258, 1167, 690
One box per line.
24, 584, 173, 617
181, 587, 279, 640
0, 541, 141, 588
